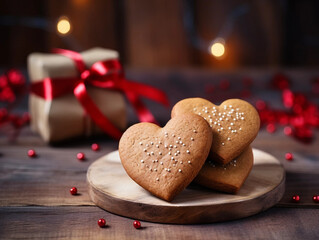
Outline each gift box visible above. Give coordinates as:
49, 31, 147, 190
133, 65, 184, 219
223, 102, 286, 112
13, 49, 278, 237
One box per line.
28, 48, 127, 143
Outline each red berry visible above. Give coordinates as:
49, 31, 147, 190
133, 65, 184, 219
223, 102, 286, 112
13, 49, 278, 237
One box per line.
256, 100, 267, 111
313, 195, 319, 203
282, 89, 294, 109
70, 187, 77, 195
133, 220, 141, 229
28, 149, 36, 158
294, 127, 313, 143
285, 152, 293, 161
292, 195, 300, 202
77, 152, 85, 161
266, 123, 276, 133
272, 73, 290, 90
91, 143, 100, 151
98, 218, 106, 227
284, 126, 292, 136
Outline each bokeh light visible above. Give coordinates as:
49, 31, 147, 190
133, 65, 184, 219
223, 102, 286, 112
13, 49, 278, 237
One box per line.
210, 39, 225, 58
57, 17, 71, 35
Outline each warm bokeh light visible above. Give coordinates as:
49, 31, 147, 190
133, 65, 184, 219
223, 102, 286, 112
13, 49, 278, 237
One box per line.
57, 17, 71, 35
210, 39, 225, 58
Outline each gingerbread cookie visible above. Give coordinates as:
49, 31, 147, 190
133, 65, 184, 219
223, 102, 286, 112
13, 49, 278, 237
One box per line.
172, 98, 260, 164
194, 146, 253, 193
119, 114, 213, 201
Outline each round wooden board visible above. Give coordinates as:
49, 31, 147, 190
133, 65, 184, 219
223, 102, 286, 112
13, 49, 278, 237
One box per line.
87, 149, 285, 224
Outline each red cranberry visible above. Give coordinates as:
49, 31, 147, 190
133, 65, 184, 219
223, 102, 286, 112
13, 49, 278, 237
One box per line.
77, 152, 85, 161
70, 187, 77, 195
133, 220, 141, 229
98, 218, 106, 227
91, 143, 100, 151
285, 152, 293, 161
292, 195, 300, 202
28, 149, 36, 158
312, 195, 319, 203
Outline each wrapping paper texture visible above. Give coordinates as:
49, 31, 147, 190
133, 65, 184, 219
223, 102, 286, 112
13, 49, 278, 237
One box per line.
28, 48, 127, 143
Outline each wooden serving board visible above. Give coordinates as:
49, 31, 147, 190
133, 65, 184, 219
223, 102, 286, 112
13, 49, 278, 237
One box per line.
87, 149, 285, 224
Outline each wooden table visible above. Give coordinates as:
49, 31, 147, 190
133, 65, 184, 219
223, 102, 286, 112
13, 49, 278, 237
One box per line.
1, 69, 319, 239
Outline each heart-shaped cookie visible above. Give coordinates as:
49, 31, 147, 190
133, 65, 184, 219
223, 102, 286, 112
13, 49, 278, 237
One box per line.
194, 146, 253, 193
172, 98, 260, 164
119, 114, 213, 201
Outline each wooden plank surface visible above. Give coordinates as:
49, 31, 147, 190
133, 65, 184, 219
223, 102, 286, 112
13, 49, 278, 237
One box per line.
0, 206, 319, 240
0, 128, 117, 207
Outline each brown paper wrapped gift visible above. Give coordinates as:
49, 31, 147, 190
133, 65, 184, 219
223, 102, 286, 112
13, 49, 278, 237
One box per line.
28, 48, 127, 143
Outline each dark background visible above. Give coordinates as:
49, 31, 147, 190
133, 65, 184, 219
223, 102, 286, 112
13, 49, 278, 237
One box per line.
1, 0, 319, 69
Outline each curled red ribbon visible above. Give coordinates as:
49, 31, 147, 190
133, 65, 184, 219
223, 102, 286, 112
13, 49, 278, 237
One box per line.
31, 49, 169, 140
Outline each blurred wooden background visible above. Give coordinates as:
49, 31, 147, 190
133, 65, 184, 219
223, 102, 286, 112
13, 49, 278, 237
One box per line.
1, 0, 319, 69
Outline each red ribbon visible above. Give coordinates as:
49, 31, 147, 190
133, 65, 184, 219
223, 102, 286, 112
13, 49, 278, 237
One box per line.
31, 49, 169, 140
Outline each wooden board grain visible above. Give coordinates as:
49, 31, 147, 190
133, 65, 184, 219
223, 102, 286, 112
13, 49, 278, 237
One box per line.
1, 206, 319, 240
0, 133, 118, 207
87, 149, 285, 224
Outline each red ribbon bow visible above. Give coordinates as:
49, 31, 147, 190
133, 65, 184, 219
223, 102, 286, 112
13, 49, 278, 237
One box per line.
31, 49, 169, 140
